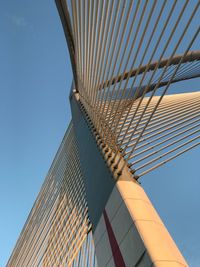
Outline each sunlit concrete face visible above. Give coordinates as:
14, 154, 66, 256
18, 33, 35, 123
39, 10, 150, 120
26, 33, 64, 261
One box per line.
94, 177, 187, 266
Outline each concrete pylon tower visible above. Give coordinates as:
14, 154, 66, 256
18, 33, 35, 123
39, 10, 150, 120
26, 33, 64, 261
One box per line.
70, 88, 190, 266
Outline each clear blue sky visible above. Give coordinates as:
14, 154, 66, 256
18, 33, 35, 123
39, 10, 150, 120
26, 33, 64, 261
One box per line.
0, 1, 199, 267
0, 1, 72, 266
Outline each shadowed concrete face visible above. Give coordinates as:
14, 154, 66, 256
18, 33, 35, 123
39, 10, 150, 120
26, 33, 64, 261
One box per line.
70, 94, 115, 229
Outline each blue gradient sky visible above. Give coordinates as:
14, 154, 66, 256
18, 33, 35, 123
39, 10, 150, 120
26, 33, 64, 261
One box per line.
0, 1, 199, 267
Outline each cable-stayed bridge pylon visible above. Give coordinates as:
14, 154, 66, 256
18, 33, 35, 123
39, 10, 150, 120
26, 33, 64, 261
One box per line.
7, 1, 200, 266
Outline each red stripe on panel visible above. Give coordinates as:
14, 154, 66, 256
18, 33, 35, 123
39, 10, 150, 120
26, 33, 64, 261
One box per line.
103, 210, 126, 267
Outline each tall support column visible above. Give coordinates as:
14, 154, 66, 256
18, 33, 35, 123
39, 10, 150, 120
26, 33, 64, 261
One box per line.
70, 93, 188, 267
94, 175, 187, 267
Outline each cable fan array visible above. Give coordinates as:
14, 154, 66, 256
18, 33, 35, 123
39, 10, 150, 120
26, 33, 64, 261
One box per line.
57, 0, 200, 179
